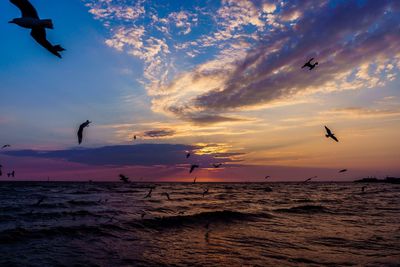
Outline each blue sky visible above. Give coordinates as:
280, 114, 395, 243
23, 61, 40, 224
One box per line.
0, 0, 399, 181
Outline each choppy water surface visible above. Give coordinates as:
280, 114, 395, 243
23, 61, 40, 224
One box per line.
0, 182, 399, 266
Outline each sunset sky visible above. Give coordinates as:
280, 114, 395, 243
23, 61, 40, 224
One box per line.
0, 0, 399, 181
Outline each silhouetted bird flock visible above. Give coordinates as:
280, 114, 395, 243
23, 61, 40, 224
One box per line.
1, 0, 358, 185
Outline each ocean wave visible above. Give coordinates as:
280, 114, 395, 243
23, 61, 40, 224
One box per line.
130, 210, 272, 229
274, 205, 329, 214
0, 224, 118, 244
67, 200, 100, 206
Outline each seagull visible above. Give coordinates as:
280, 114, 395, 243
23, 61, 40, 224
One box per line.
119, 174, 130, 183
203, 188, 209, 197
302, 58, 318, 70
193, 177, 197, 184
9, 0, 65, 58
1, 145, 11, 149
212, 163, 222, 168
265, 176, 270, 179
186, 152, 191, 159
304, 176, 317, 182
77, 120, 91, 144
161, 192, 171, 200
190, 164, 199, 174
324, 126, 339, 142
144, 188, 153, 198
339, 169, 347, 173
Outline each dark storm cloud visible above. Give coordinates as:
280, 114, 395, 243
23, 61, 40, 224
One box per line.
2, 144, 239, 167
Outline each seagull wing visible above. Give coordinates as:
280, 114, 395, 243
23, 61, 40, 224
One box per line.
77, 125, 84, 144
331, 135, 339, 142
324, 126, 332, 135
10, 0, 39, 18
30, 28, 63, 58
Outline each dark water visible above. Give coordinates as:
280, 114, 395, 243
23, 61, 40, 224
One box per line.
0, 182, 399, 266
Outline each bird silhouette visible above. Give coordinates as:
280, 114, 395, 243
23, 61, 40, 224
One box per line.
77, 120, 91, 144
265, 175, 270, 179
7, 171, 15, 178
9, 0, 65, 58
119, 174, 130, 183
302, 58, 318, 70
324, 126, 339, 142
190, 164, 199, 174
186, 152, 191, 159
203, 188, 209, 197
161, 192, 171, 200
1, 145, 11, 149
339, 169, 347, 173
212, 163, 222, 168
193, 177, 197, 184
144, 188, 153, 198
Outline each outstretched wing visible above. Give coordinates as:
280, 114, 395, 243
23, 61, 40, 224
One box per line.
30, 28, 62, 58
331, 135, 339, 142
10, 0, 39, 18
77, 126, 84, 144
324, 126, 332, 135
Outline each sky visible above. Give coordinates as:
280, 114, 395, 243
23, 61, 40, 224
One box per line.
0, 0, 399, 182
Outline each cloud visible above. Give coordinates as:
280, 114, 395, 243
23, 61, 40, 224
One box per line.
84, 0, 400, 125
2, 144, 240, 167
321, 107, 400, 119
190, 1, 400, 110
143, 129, 176, 138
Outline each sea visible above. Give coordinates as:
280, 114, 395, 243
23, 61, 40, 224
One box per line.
0, 182, 399, 266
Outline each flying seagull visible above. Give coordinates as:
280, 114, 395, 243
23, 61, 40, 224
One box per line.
186, 152, 191, 159
304, 176, 317, 182
212, 163, 222, 168
302, 58, 318, 70
144, 188, 153, 198
161, 192, 171, 200
265, 176, 270, 179
203, 188, 209, 197
119, 174, 130, 183
324, 126, 339, 142
339, 169, 347, 173
9, 0, 65, 58
190, 164, 199, 174
1, 145, 11, 149
77, 120, 91, 144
